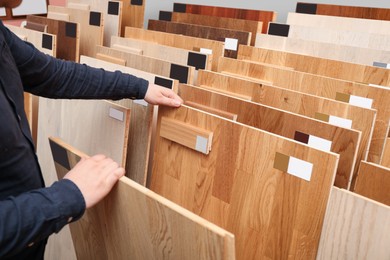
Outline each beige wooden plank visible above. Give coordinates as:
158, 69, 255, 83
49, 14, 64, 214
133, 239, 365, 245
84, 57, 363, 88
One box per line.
354, 161, 390, 206
151, 105, 339, 259
217, 57, 390, 165
180, 84, 361, 190
47, 12, 70, 21
382, 138, 390, 168
96, 45, 195, 85
111, 36, 212, 70
317, 187, 390, 260
96, 53, 126, 66
124, 27, 224, 71
50, 137, 235, 260
238, 45, 390, 87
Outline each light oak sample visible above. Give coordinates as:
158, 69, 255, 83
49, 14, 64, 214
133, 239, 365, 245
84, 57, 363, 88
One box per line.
216, 57, 390, 165
124, 27, 224, 71
354, 161, 390, 206
317, 187, 390, 260
50, 137, 236, 260
151, 105, 339, 260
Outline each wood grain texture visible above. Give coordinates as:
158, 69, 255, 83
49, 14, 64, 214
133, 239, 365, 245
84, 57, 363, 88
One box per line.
50, 137, 236, 260
287, 12, 390, 35
151, 105, 339, 260
173, 3, 276, 33
216, 57, 390, 165
354, 161, 390, 206
26, 15, 80, 62
167, 12, 262, 46
124, 27, 224, 71
179, 84, 360, 189
96, 45, 195, 84
254, 33, 390, 66
111, 36, 212, 70
238, 45, 390, 87
317, 187, 390, 260
147, 19, 251, 58
48, 5, 103, 58
382, 138, 390, 168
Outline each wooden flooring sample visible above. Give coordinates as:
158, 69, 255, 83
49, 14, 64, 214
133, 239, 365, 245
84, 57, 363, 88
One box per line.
162, 11, 262, 46
354, 161, 390, 206
150, 105, 339, 260
147, 19, 251, 58
217, 57, 390, 165
317, 187, 390, 260
124, 27, 224, 71
172, 3, 276, 33
26, 15, 79, 61
50, 137, 236, 260
382, 138, 390, 168
179, 84, 360, 190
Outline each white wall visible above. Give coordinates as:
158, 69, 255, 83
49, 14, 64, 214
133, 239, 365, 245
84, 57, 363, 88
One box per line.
144, 0, 390, 27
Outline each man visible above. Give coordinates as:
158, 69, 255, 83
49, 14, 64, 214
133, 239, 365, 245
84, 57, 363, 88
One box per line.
0, 18, 183, 259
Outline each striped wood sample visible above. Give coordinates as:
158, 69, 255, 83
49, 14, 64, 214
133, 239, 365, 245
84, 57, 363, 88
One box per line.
238, 45, 390, 87
147, 19, 251, 58
217, 57, 390, 164
26, 15, 80, 61
48, 5, 103, 58
50, 137, 236, 260
287, 12, 390, 35
382, 138, 390, 168
179, 84, 361, 189
296, 3, 390, 21
162, 11, 262, 46
172, 3, 276, 33
317, 187, 390, 260
354, 161, 390, 206
151, 105, 339, 260
96, 45, 195, 84
110, 36, 212, 70
254, 33, 390, 66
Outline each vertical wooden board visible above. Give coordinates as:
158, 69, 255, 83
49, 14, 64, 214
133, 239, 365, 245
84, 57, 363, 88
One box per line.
26, 15, 80, 62
216, 57, 390, 164
150, 105, 339, 260
354, 161, 390, 206
147, 19, 251, 59
382, 138, 390, 167
50, 137, 236, 260
317, 187, 390, 260
179, 84, 361, 189
124, 27, 224, 71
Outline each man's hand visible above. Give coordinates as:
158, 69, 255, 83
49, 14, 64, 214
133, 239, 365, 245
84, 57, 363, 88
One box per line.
64, 155, 125, 209
144, 83, 183, 107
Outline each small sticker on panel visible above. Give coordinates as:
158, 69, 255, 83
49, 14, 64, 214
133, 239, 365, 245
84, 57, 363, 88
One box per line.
42, 34, 53, 50
308, 135, 332, 152
296, 3, 317, 14
200, 48, 213, 55
287, 156, 313, 182
195, 136, 208, 154
130, 0, 143, 5
173, 3, 186, 13
107, 1, 119, 16
349, 95, 373, 109
65, 22, 77, 38
109, 107, 124, 121
224, 38, 239, 51
154, 76, 174, 89
329, 115, 353, 129
187, 52, 207, 70
268, 23, 290, 37
159, 11, 172, 21
373, 61, 390, 69
170, 64, 189, 83
89, 11, 101, 26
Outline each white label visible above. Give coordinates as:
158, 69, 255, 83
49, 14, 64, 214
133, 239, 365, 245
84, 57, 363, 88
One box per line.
224, 38, 239, 51
329, 115, 353, 129
349, 95, 373, 109
308, 135, 332, 152
0, 8, 6, 17
195, 135, 208, 154
287, 157, 313, 182
12, 0, 48, 16
200, 48, 213, 55
109, 107, 124, 121
134, 99, 148, 107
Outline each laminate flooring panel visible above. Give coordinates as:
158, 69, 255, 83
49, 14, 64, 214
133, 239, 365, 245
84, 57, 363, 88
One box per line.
124, 27, 224, 71
110, 36, 212, 70
217, 58, 390, 165
287, 12, 390, 35
50, 137, 236, 260
147, 19, 251, 59
254, 33, 390, 66
162, 11, 262, 46
179, 84, 360, 190
26, 15, 79, 61
317, 187, 390, 260
382, 138, 390, 168
172, 3, 276, 33
296, 2, 390, 21
96, 45, 195, 84
238, 45, 390, 87
150, 105, 339, 260
48, 5, 103, 58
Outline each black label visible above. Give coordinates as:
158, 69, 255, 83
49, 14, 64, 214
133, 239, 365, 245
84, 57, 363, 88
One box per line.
42, 34, 53, 50
268, 23, 290, 37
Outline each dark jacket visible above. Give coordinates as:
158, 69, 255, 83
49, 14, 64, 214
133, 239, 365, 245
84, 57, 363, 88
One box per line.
0, 20, 149, 259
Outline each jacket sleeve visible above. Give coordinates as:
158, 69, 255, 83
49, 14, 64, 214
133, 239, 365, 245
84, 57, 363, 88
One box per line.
0, 179, 85, 258
1, 22, 149, 100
